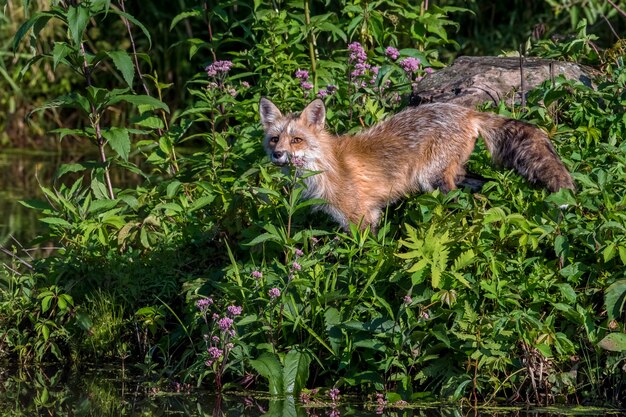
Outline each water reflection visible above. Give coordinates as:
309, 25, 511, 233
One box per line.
0, 366, 622, 417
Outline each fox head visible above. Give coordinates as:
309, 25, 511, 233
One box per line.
258, 98, 326, 167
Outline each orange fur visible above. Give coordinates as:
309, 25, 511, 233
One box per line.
259, 98, 574, 230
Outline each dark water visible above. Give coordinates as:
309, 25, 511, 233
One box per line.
0, 365, 623, 417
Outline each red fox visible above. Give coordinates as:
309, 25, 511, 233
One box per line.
259, 97, 575, 230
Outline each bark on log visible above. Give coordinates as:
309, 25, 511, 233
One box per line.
410, 56, 597, 108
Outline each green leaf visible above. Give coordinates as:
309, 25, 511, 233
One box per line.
20, 199, 52, 211
12, 11, 55, 51
67, 5, 90, 45
109, 9, 152, 49
52, 42, 74, 70
556, 283, 577, 304
605, 279, 626, 322
41, 324, 50, 341
55, 163, 87, 180
170, 9, 202, 31
283, 350, 311, 395
102, 127, 131, 161
108, 94, 169, 113
41, 296, 53, 313
75, 310, 93, 331
598, 333, 626, 352
244, 232, 282, 247
107, 50, 135, 88
249, 352, 284, 396
40, 217, 72, 228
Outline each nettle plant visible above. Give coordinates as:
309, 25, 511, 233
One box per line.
14, 0, 171, 199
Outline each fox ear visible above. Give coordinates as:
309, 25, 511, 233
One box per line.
301, 98, 326, 129
259, 97, 283, 130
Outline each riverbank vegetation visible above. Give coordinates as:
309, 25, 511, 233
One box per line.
1, 0, 625, 408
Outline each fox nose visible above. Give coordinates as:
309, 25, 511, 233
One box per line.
272, 151, 284, 160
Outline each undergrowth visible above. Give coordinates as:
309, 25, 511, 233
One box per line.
0, 0, 625, 408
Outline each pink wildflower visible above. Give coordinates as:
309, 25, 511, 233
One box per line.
385, 46, 400, 60
196, 298, 213, 311
218, 316, 234, 332
227, 305, 243, 316
348, 42, 367, 64
399, 57, 421, 73
329, 388, 340, 402
268, 287, 281, 298
205, 60, 233, 77
208, 346, 223, 358
295, 69, 310, 80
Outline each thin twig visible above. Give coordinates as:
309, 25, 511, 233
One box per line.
519, 44, 526, 107
607, 0, 626, 18
2, 262, 22, 276
0, 246, 34, 270
10, 234, 34, 260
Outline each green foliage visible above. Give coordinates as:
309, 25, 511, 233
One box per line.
1, 0, 626, 408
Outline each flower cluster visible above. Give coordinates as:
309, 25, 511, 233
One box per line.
328, 388, 340, 403
396, 55, 434, 85
347, 42, 379, 89
295, 69, 314, 93
205, 60, 233, 77
399, 57, 420, 74
317, 84, 337, 99
268, 287, 281, 299
196, 297, 242, 369
196, 297, 213, 311
385, 46, 400, 60
375, 393, 388, 414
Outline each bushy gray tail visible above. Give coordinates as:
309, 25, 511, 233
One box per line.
476, 114, 575, 192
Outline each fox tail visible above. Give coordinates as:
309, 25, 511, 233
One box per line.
475, 113, 575, 192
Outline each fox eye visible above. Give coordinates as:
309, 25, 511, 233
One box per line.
291, 137, 303, 144
269, 136, 279, 144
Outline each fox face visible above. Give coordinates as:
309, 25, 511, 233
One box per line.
258, 98, 326, 168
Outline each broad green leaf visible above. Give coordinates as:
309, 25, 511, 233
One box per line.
107, 50, 135, 88
598, 333, 626, 352
52, 42, 73, 70
283, 350, 311, 395
189, 195, 215, 212
605, 279, 626, 322
166, 181, 182, 198
249, 352, 284, 396
19, 199, 52, 211
67, 5, 90, 45
41, 324, 50, 341
41, 296, 53, 313
102, 127, 131, 161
